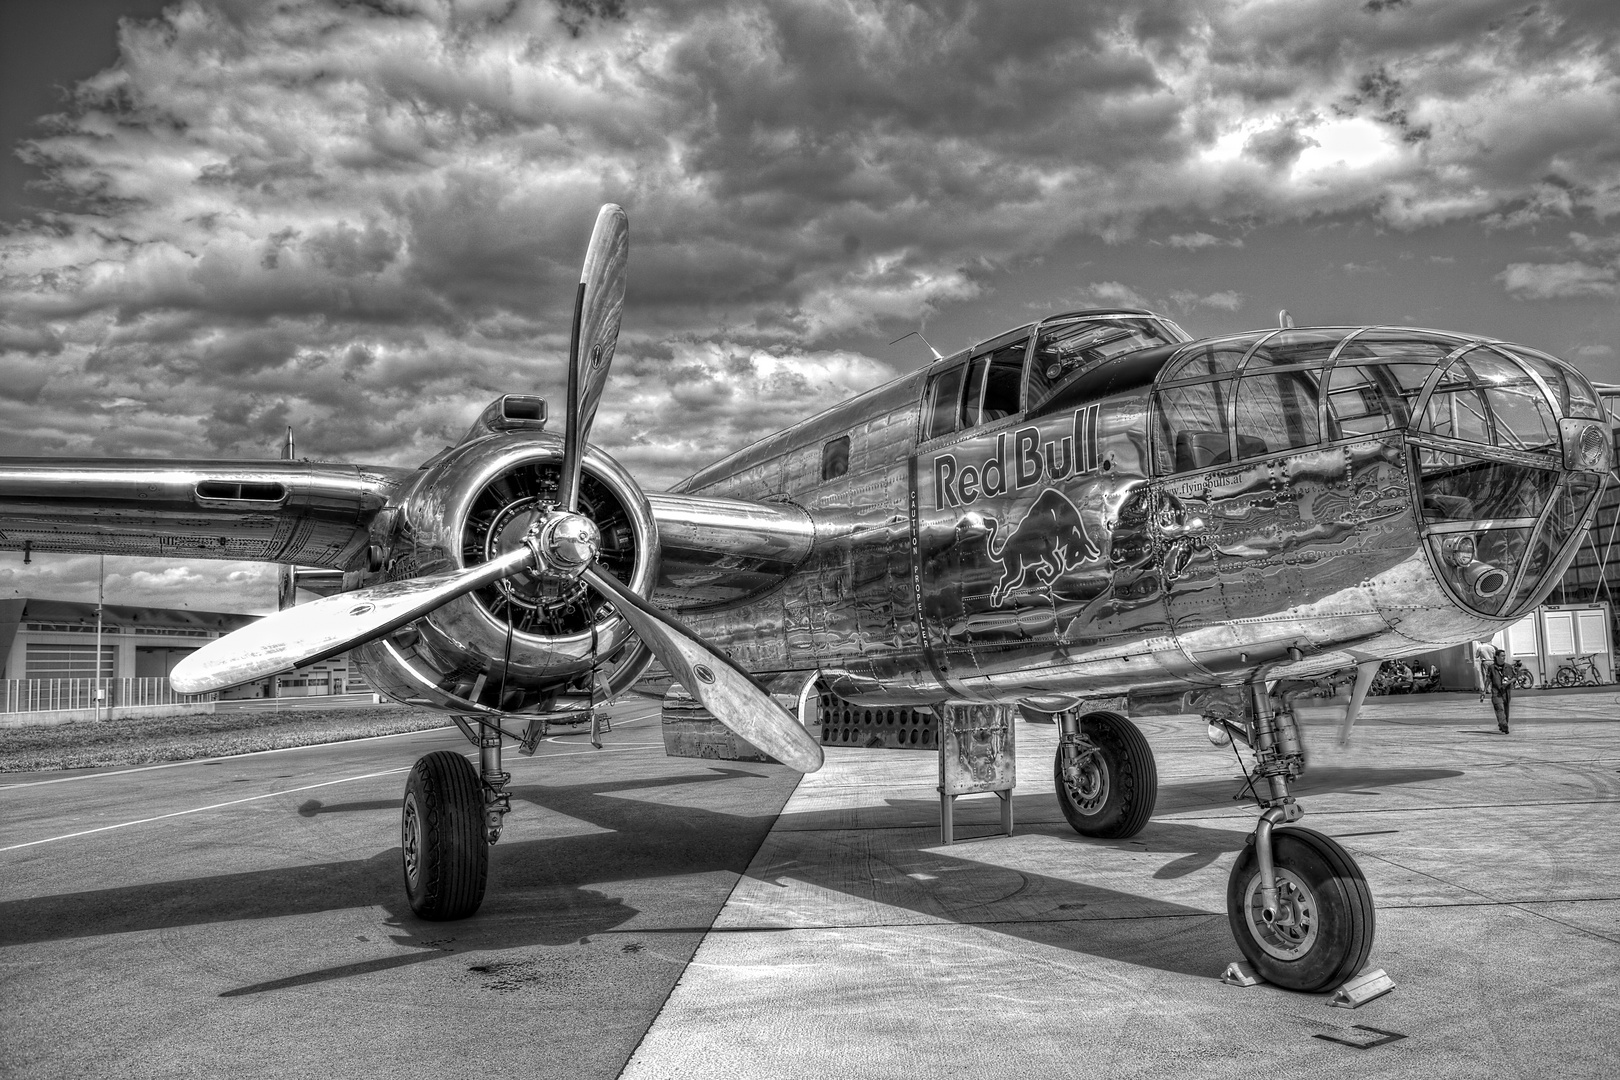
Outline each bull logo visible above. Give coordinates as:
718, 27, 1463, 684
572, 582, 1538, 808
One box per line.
984, 488, 1100, 606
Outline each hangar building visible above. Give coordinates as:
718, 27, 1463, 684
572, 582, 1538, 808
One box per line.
0, 598, 356, 712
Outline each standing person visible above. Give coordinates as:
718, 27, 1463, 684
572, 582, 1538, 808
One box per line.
1474, 639, 1497, 703
1485, 647, 1512, 734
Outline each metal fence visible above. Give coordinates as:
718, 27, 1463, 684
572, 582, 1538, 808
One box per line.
0, 677, 216, 714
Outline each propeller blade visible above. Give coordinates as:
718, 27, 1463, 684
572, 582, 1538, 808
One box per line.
171, 545, 537, 694
580, 563, 824, 773
557, 203, 629, 512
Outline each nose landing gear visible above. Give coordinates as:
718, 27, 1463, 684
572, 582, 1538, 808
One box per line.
1213, 686, 1375, 992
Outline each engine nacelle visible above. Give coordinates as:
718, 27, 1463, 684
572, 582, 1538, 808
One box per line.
351, 430, 660, 715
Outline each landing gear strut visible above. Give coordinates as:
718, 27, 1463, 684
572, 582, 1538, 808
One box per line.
1212, 686, 1374, 991
401, 717, 513, 920
1054, 710, 1158, 839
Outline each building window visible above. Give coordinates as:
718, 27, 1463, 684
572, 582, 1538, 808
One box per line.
25, 644, 114, 680
822, 436, 850, 480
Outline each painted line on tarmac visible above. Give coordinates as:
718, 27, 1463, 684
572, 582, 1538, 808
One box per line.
0, 741, 665, 852
0, 766, 414, 851
0, 711, 659, 791
0, 725, 458, 791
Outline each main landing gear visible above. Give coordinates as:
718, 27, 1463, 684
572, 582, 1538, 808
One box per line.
1054, 710, 1159, 839
1210, 686, 1374, 991
401, 717, 513, 920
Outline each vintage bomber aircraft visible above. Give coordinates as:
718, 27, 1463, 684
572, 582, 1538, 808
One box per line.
0, 205, 1610, 995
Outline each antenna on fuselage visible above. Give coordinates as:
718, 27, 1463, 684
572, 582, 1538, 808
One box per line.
889, 330, 943, 361
1278, 310, 1295, 329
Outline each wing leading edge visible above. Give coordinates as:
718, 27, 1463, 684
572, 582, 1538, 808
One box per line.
0, 458, 410, 571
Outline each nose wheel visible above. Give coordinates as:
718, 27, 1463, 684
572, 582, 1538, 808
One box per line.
1227, 826, 1374, 991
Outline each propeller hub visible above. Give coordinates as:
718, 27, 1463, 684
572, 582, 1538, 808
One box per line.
529, 511, 600, 578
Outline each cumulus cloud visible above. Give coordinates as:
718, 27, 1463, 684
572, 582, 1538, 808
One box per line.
1498, 260, 1620, 299
1069, 281, 1151, 310
1170, 289, 1245, 311
604, 341, 899, 479
1166, 232, 1244, 250
0, 553, 279, 613
3, 0, 1620, 608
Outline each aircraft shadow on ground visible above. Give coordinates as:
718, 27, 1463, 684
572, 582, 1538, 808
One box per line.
0, 760, 1457, 990
1154, 764, 1464, 814
0, 768, 782, 955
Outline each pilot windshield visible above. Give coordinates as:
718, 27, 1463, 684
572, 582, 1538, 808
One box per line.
1026, 316, 1187, 409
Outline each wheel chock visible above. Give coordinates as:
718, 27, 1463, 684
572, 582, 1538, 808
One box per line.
1328, 968, 1395, 1009
1221, 960, 1262, 987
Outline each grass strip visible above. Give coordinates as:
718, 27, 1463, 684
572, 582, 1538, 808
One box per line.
0, 706, 453, 773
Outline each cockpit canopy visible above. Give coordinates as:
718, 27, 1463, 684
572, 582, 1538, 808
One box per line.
1149, 326, 1611, 618
920, 310, 1191, 443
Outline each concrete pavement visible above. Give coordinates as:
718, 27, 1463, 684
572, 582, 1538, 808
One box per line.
623, 693, 1620, 1080
0, 700, 801, 1080
3, 692, 1619, 1078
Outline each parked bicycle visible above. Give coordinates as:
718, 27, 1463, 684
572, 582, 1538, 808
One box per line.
1553, 653, 1602, 688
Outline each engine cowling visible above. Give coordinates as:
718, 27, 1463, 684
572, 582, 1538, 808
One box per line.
351, 431, 660, 715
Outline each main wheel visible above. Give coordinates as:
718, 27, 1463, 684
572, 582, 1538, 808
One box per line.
402, 750, 488, 920
1227, 826, 1374, 992
1053, 711, 1157, 839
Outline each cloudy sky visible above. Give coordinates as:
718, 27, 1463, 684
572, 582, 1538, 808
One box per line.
3, 0, 1620, 611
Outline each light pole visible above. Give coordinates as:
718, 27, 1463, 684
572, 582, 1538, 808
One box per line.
94, 554, 104, 721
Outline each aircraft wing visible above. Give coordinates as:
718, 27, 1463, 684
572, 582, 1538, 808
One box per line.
0, 458, 815, 605
0, 458, 410, 571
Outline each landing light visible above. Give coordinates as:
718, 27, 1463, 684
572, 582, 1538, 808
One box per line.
1442, 535, 1476, 568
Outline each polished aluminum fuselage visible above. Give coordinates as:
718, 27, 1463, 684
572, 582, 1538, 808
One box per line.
671, 339, 1601, 707
0, 319, 1602, 718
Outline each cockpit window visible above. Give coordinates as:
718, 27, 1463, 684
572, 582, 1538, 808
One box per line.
1502, 345, 1604, 419
1155, 378, 1233, 473
1233, 369, 1321, 456
963, 339, 1025, 426
1243, 330, 1346, 368
1325, 363, 1424, 436
1334, 330, 1461, 362
923, 363, 966, 441
1161, 343, 1249, 383
1418, 453, 1560, 523
1027, 317, 1184, 409
1422, 348, 1559, 453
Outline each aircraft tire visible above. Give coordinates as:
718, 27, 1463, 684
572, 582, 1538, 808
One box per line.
1227, 827, 1374, 992
1053, 711, 1157, 839
402, 750, 489, 921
